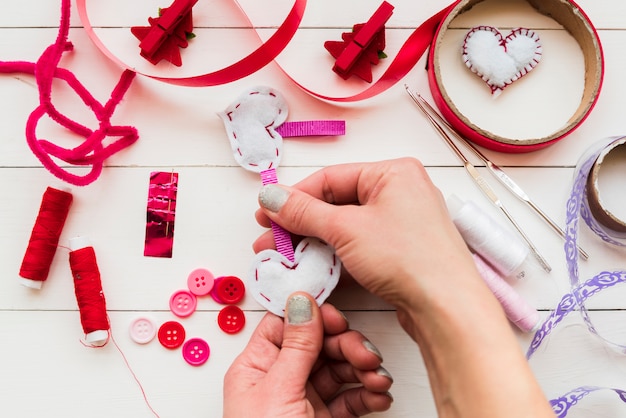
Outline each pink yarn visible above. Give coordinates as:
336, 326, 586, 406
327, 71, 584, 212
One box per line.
0, 0, 138, 186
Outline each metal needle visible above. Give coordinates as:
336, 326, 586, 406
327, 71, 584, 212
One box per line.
413, 90, 588, 261
405, 85, 552, 273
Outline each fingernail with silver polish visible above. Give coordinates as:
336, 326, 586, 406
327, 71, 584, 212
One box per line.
259, 184, 290, 213
288, 295, 312, 325
376, 366, 394, 383
363, 340, 383, 361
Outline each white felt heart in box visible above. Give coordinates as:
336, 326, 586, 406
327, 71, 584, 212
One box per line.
462, 26, 542, 97
218, 86, 288, 173
248, 237, 341, 317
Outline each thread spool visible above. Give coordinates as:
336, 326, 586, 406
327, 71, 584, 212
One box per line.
472, 253, 540, 333
69, 236, 109, 346
447, 194, 529, 280
19, 187, 73, 289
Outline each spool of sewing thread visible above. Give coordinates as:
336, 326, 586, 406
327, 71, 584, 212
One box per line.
472, 253, 540, 333
447, 194, 529, 280
19, 187, 73, 289
69, 236, 109, 346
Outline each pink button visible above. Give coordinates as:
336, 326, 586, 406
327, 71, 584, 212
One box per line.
129, 317, 157, 344
182, 337, 210, 366
169, 289, 197, 317
187, 268, 214, 296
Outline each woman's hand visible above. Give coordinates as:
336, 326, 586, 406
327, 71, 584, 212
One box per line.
223, 292, 393, 418
253, 158, 476, 315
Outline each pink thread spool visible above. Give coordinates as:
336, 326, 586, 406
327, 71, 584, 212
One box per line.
472, 253, 540, 333
447, 194, 530, 280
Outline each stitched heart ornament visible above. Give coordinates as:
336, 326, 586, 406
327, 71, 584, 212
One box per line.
462, 26, 542, 97
218, 86, 288, 173
248, 237, 341, 317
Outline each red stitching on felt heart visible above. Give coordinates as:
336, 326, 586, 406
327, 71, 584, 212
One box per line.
219, 87, 287, 173
462, 26, 542, 96
248, 237, 341, 317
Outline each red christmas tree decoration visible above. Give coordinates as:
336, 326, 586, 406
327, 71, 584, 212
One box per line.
323, 1, 394, 82
131, 0, 198, 67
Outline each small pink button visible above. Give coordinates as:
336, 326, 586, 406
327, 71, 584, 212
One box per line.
182, 337, 210, 366
187, 268, 214, 296
169, 289, 197, 317
129, 317, 157, 344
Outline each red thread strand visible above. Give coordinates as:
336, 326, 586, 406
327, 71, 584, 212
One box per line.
69, 247, 109, 336
19, 187, 73, 283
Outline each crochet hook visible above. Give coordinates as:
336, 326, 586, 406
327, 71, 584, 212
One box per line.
410, 90, 588, 261
405, 86, 552, 273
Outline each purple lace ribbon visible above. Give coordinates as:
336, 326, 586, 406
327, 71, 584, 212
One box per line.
525, 137, 626, 414
551, 386, 626, 418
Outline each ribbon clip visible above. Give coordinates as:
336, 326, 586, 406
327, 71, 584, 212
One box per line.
325, 1, 394, 82
131, 0, 198, 66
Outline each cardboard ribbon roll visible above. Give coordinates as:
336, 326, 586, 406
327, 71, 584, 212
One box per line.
586, 137, 626, 238
76, 0, 604, 152
526, 136, 626, 415
428, 0, 604, 152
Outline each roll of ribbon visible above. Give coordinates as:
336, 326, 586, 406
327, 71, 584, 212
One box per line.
427, 0, 604, 152
527, 136, 626, 415
76, 0, 604, 152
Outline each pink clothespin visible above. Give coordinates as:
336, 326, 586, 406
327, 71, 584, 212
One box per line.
131, 0, 198, 66
325, 1, 394, 82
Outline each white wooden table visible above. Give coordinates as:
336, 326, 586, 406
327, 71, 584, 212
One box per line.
2, 0, 626, 416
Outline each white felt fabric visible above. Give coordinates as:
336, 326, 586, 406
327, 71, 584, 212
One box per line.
462, 26, 542, 96
218, 86, 288, 173
247, 237, 341, 317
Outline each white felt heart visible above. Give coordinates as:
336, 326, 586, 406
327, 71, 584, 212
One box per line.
248, 237, 341, 317
462, 26, 542, 97
218, 86, 288, 173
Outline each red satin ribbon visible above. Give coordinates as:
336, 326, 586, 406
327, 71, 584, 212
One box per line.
76, 0, 451, 98
427, 1, 604, 153
77, 0, 603, 151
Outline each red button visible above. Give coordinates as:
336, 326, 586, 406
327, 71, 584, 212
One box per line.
158, 321, 186, 349
169, 289, 197, 317
187, 268, 214, 296
218, 305, 246, 334
211, 276, 245, 304
182, 337, 210, 366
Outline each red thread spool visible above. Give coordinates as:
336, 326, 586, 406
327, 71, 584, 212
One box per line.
19, 187, 73, 289
69, 236, 110, 346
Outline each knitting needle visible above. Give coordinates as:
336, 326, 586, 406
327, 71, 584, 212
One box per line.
405, 86, 552, 273
413, 91, 589, 261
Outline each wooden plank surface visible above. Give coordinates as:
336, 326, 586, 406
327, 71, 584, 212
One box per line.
1, 0, 626, 416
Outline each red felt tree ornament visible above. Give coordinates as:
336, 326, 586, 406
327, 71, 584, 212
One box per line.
324, 1, 394, 82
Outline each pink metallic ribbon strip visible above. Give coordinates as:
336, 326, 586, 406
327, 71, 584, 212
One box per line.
144, 171, 179, 258
260, 168, 294, 262
276, 121, 346, 138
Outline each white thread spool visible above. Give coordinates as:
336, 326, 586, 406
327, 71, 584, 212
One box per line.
447, 194, 529, 280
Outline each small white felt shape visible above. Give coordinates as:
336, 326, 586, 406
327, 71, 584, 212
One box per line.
462, 26, 542, 97
218, 86, 288, 173
248, 237, 341, 317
